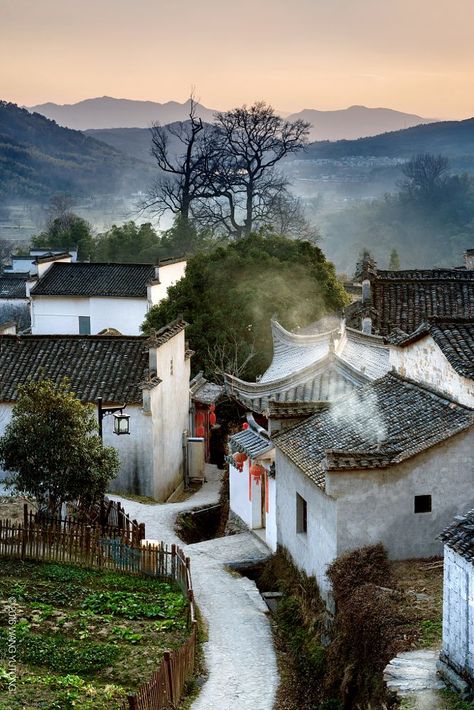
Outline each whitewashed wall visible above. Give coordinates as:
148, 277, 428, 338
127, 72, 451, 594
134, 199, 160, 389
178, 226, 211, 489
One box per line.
266, 475, 277, 552
276, 449, 338, 603
31, 296, 148, 335
390, 337, 474, 408
327, 429, 474, 560
442, 545, 474, 680
105, 405, 154, 497
148, 261, 186, 305
149, 331, 190, 501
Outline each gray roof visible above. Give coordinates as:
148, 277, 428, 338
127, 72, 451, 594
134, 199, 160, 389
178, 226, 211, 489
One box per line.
0, 334, 148, 403
190, 372, 224, 405
224, 319, 390, 414
31, 262, 156, 298
388, 319, 474, 380
229, 428, 273, 458
273, 372, 474, 489
0, 273, 28, 299
439, 510, 474, 563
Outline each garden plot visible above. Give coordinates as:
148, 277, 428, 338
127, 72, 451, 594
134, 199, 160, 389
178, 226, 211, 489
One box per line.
0, 560, 190, 709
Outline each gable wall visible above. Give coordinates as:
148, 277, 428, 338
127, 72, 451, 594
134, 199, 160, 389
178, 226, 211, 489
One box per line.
327, 429, 474, 560
31, 296, 147, 335
390, 337, 474, 407
148, 261, 186, 306
275, 449, 337, 604
442, 545, 474, 680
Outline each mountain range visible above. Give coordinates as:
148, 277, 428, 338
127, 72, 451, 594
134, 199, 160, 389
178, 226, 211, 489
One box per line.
0, 102, 153, 200
29, 97, 434, 141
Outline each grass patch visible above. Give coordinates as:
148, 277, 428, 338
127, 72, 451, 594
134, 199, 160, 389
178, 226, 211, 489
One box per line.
0, 559, 192, 708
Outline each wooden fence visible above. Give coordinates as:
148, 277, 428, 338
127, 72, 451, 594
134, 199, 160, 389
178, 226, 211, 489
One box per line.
35, 500, 145, 546
0, 509, 198, 709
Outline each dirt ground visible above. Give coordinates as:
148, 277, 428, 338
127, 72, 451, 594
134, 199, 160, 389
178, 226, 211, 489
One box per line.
391, 557, 444, 650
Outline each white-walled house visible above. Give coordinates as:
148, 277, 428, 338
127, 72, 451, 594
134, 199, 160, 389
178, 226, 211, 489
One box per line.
388, 319, 474, 408
4, 247, 78, 276
273, 372, 474, 605
438, 511, 474, 700
227, 422, 277, 551
0, 319, 191, 501
0, 272, 30, 331
30, 258, 186, 336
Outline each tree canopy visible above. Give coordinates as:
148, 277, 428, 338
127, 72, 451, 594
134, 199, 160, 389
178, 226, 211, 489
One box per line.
142, 233, 347, 381
0, 379, 119, 514
32, 212, 95, 260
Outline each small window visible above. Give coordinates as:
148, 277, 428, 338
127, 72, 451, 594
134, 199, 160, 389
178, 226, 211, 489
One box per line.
78, 316, 91, 335
296, 493, 307, 534
414, 495, 432, 514
170, 358, 174, 375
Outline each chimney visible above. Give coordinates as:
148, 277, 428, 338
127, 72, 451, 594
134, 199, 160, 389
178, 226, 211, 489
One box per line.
362, 278, 371, 303
464, 249, 474, 270
154, 264, 160, 281
362, 316, 372, 335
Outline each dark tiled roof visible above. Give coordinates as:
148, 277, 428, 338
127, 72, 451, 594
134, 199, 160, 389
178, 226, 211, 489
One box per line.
346, 267, 474, 335
439, 510, 474, 563
0, 335, 149, 403
148, 319, 187, 347
388, 319, 474, 379
190, 372, 224, 405
229, 428, 273, 458
0, 274, 28, 299
264, 401, 329, 419
31, 262, 156, 298
273, 372, 474, 489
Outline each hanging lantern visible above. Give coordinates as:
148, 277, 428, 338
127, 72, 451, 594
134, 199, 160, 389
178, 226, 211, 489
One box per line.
195, 425, 205, 438
209, 411, 217, 426
242, 422, 249, 430
249, 462, 264, 485
233, 451, 247, 471
196, 411, 205, 427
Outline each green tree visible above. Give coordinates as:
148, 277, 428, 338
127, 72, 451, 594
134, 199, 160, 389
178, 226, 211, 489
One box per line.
94, 221, 161, 262
0, 379, 119, 514
388, 248, 400, 270
32, 213, 95, 260
142, 233, 348, 380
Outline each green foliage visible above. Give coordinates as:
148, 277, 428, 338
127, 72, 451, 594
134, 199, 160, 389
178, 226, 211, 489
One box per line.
94, 221, 161, 262
419, 618, 443, 645
81, 590, 186, 620
142, 233, 347, 380
33, 213, 95, 259
0, 379, 119, 513
0, 626, 120, 674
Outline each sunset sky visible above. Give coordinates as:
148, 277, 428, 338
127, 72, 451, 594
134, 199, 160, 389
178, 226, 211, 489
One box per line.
1, 0, 474, 119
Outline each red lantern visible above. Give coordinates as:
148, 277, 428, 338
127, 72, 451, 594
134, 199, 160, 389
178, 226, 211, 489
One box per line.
209, 404, 216, 412
196, 425, 205, 437
233, 451, 247, 472
196, 411, 205, 427
249, 462, 264, 485
242, 422, 249, 430
209, 411, 217, 426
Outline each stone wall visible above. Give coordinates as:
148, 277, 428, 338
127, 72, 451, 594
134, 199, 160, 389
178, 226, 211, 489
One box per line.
442, 545, 474, 681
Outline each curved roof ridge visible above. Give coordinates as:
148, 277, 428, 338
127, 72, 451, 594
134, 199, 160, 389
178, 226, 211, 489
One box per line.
271, 318, 339, 346
344, 325, 387, 345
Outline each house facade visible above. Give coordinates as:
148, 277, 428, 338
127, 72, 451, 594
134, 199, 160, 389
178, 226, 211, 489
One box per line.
438, 511, 474, 700
0, 319, 191, 501
273, 373, 474, 604
30, 258, 186, 336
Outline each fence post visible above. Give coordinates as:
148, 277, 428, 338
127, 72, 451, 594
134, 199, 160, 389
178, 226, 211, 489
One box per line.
164, 650, 175, 704
21, 503, 28, 560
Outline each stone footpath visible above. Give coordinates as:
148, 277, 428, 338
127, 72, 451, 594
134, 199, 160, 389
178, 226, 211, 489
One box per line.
384, 649, 447, 709
110, 465, 279, 710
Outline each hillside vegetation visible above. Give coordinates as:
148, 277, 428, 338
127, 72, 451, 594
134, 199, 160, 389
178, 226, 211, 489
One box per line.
0, 102, 153, 200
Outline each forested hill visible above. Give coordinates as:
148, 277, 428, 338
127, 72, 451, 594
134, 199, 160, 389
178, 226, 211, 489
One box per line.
0, 102, 153, 200
303, 118, 474, 162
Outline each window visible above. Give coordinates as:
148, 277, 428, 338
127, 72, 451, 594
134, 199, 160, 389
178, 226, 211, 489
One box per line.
414, 495, 432, 514
296, 493, 307, 534
170, 358, 174, 375
78, 316, 91, 335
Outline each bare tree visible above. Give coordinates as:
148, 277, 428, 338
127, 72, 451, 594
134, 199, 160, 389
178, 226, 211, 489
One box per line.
206, 335, 256, 380
142, 95, 213, 224
267, 192, 320, 242
400, 153, 450, 200
195, 102, 310, 239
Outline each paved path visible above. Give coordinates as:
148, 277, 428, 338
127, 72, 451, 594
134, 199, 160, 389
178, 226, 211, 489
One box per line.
110, 466, 279, 710
384, 650, 446, 709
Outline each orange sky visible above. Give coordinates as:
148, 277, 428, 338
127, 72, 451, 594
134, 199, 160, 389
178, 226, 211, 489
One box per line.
1, 0, 474, 118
